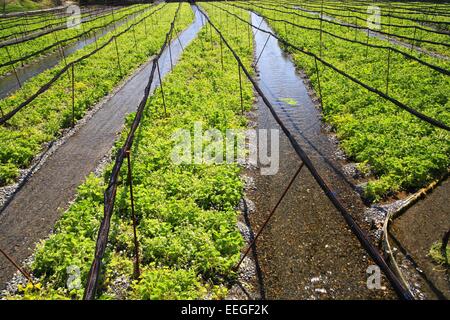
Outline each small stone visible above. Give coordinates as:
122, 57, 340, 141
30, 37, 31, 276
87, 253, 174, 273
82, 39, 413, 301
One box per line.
311, 277, 320, 283
315, 288, 327, 294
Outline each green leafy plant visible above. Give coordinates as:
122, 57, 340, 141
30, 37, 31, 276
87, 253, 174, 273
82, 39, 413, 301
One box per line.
10, 5, 253, 300
429, 241, 449, 265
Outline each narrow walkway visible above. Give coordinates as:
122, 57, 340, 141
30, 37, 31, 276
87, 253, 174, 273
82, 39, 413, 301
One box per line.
246, 14, 396, 299
0, 5, 204, 289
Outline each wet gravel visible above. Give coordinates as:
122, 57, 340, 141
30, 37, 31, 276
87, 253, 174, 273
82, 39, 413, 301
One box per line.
245, 14, 397, 299
390, 179, 450, 300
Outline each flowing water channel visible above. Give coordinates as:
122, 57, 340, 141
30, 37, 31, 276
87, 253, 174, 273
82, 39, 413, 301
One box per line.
244, 12, 396, 299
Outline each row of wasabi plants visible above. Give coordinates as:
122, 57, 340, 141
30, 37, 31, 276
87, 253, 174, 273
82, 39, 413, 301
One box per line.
0, 3, 194, 186
6, 4, 254, 300
0, 4, 147, 76
231, 0, 450, 202
0, 6, 116, 39
276, 0, 450, 55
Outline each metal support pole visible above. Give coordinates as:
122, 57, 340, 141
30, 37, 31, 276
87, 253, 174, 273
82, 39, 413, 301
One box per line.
220, 36, 224, 71
113, 36, 122, 76
365, 28, 370, 59
126, 150, 140, 280
314, 57, 323, 104
23, 15, 29, 35
175, 27, 184, 51
111, 6, 117, 31
441, 229, 449, 264
385, 48, 391, 95
234, 162, 305, 270
226, 10, 228, 31
238, 64, 244, 114
411, 26, 417, 52
209, 21, 213, 49
199, 24, 204, 49
284, 20, 288, 41
0, 247, 34, 285
151, 14, 155, 32
156, 60, 167, 117
168, 33, 173, 71
247, 15, 251, 48
5, 46, 21, 88
388, 4, 392, 36
255, 34, 270, 66
144, 14, 148, 35
13, 34, 24, 67
254, 16, 264, 38
132, 25, 138, 48
54, 32, 68, 68
81, 17, 87, 45
320, 0, 324, 57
